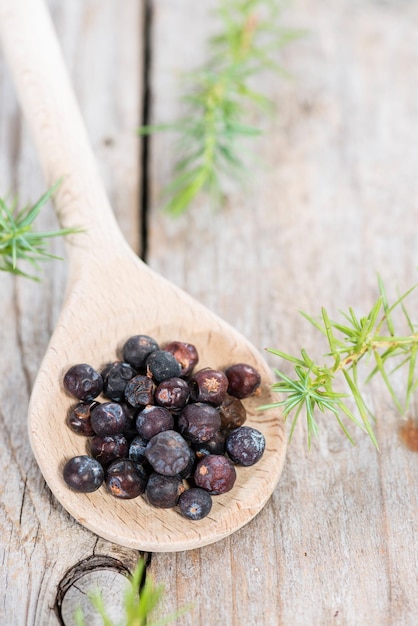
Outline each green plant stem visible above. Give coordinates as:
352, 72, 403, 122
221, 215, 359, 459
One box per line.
139, 0, 301, 216
0, 181, 82, 280
261, 278, 418, 449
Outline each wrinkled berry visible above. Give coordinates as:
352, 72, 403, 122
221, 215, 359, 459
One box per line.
66, 401, 99, 436
225, 363, 261, 399
155, 377, 190, 410
163, 341, 199, 377
178, 488, 212, 520
194, 455, 236, 495
178, 448, 196, 479
145, 473, 185, 508
128, 435, 148, 464
119, 401, 139, 421
189, 368, 228, 405
219, 395, 247, 430
106, 459, 148, 499
63, 455, 104, 492
63, 364, 103, 401
122, 334, 159, 369
193, 429, 226, 458
90, 402, 131, 436
90, 433, 129, 466
145, 430, 191, 476
135, 405, 174, 440
101, 361, 136, 402
226, 426, 265, 466
146, 350, 181, 382
124, 374, 155, 407
177, 402, 221, 444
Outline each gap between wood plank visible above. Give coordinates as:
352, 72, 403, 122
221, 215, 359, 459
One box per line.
140, 0, 153, 262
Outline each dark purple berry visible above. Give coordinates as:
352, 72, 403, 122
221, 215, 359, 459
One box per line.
119, 401, 139, 421
189, 368, 228, 405
163, 341, 199, 377
145, 430, 191, 476
145, 473, 184, 508
225, 363, 261, 399
177, 402, 221, 444
124, 374, 155, 407
178, 488, 212, 520
90, 433, 129, 466
63, 364, 103, 401
178, 448, 196, 479
155, 377, 190, 410
193, 429, 226, 458
63, 455, 104, 493
135, 405, 174, 440
219, 395, 247, 430
90, 402, 130, 436
226, 426, 265, 466
122, 334, 159, 369
66, 401, 100, 436
146, 350, 181, 382
106, 459, 148, 499
128, 435, 148, 464
194, 455, 236, 495
101, 361, 136, 402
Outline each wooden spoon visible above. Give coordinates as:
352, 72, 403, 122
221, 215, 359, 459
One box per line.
0, 0, 286, 551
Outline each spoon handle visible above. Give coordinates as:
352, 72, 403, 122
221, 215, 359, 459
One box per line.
0, 0, 128, 256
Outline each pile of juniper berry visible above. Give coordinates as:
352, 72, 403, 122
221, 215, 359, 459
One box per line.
62, 335, 265, 521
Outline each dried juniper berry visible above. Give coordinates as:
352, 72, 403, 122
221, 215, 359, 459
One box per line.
163, 341, 199, 377
194, 454, 236, 495
119, 401, 139, 422
178, 448, 196, 480
128, 435, 148, 464
177, 402, 221, 444
226, 426, 265, 466
101, 361, 136, 402
192, 429, 226, 458
145, 473, 184, 508
124, 374, 155, 408
225, 363, 261, 399
90, 402, 131, 436
135, 405, 174, 440
189, 368, 228, 405
122, 334, 159, 369
66, 401, 100, 436
63, 455, 104, 493
219, 394, 247, 430
63, 363, 103, 401
145, 430, 190, 476
90, 433, 129, 466
106, 459, 148, 499
155, 377, 190, 410
178, 488, 212, 520
146, 350, 181, 382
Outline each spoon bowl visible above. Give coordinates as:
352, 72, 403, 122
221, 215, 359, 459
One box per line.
0, 0, 286, 551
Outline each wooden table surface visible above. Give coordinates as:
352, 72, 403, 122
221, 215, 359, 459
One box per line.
1, 1, 418, 624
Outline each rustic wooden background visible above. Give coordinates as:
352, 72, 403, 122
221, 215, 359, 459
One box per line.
1, 0, 418, 624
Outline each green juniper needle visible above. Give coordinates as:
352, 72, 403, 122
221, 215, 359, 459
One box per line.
0, 182, 81, 281
139, 0, 301, 216
74, 557, 190, 626
261, 277, 418, 448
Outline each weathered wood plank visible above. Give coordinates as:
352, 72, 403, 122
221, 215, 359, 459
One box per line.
146, 1, 418, 624
0, 1, 143, 624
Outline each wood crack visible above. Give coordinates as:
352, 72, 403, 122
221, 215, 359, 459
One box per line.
139, 0, 153, 262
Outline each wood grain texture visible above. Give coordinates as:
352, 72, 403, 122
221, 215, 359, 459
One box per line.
0, 0, 285, 555
0, 1, 143, 624
146, 0, 418, 624
1, 0, 418, 624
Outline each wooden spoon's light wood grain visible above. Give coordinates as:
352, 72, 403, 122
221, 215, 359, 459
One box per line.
0, 0, 285, 551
